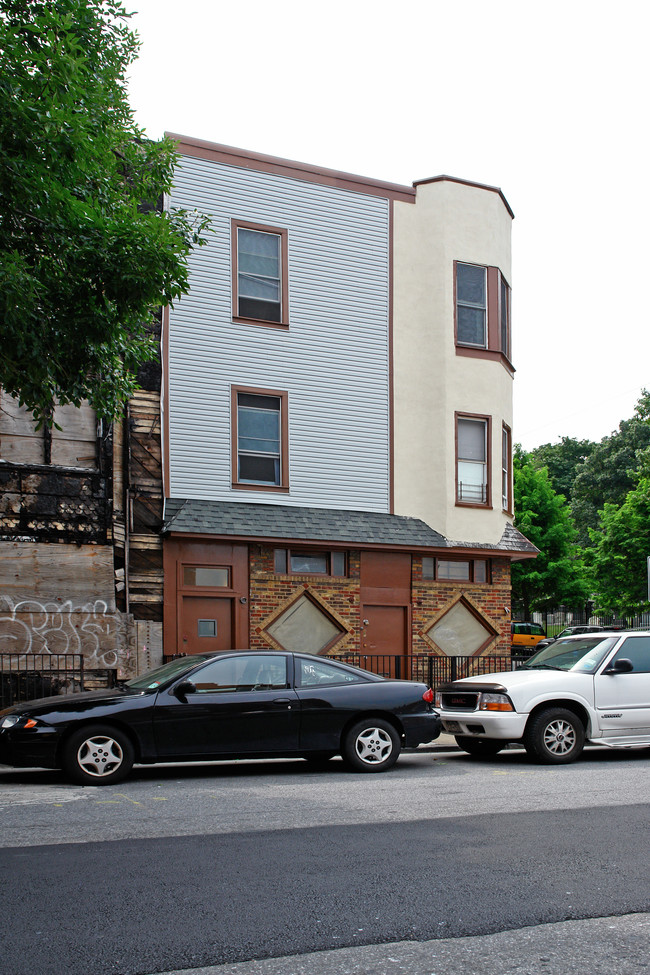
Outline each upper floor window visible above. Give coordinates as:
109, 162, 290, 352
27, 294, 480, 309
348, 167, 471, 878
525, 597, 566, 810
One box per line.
232, 220, 288, 327
456, 263, 487, 347
232, 387, 289, 491
456, 414, 491, 507
455, 262, 511, 364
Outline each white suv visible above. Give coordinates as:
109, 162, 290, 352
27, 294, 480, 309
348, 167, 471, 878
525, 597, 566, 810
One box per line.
435, 632, 650, 764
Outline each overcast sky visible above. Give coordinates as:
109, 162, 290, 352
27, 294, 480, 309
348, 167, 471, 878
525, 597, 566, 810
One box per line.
126, 0, 649, 451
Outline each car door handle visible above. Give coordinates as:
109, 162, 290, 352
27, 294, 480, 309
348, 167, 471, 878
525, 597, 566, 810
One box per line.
273, 698, 293, 708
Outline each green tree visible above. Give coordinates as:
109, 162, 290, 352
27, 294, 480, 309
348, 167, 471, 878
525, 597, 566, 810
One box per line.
511, 447, 590, 619
0, 0, 208, 425
588, 477, 650, 615
571, 391, 650, 546
528, 436, 596, 503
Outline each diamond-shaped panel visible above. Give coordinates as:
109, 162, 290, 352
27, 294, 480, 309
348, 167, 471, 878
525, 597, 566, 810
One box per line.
265, 594, 344, 654
426, 600, 494, 656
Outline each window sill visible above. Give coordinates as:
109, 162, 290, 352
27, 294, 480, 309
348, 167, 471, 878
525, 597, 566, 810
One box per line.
232, 315, 289, 330
455, 345, 515, 375
232, 482, 290, 493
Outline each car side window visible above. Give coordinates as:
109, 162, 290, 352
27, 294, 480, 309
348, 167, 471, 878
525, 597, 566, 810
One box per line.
612, 637, 650, 674
298, 658, 367, 687
192, 655, 288, 692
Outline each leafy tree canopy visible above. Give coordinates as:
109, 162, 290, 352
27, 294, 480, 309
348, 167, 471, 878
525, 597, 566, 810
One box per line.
511, 446, 590, 618
588, 477, 650, 615
571, 390, 650, 545
528, 436, 596, 503
0, 0, 208, 425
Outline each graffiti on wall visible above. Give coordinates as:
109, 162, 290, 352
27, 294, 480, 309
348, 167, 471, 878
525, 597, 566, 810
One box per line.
0, 597, 125, 668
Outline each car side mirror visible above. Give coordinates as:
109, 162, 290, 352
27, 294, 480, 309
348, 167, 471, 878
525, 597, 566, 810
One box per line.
174, 680, 197, 699
603, 658, 634, 675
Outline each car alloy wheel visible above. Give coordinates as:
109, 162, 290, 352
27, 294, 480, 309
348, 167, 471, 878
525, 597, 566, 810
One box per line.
63, 724, 135, 786
523, 708, 585, 765
343, 718, 401, 772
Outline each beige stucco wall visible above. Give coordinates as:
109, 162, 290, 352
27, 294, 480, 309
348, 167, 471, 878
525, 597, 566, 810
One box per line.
392, 179, 514, 545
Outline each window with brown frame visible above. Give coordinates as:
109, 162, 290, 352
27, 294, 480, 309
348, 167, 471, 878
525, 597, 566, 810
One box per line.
422, 557, 490, 583
455, 261, 511, 363
456, 413, 491, 507
232, 387, 289, 491
274, 549, 347, 577
232, 220, 288, 327
502, 423, 512, 513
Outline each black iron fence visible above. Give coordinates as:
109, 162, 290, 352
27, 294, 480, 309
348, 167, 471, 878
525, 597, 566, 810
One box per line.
329, 653, 524, 686
513, 607, 650, 636
0, 654, 117, 708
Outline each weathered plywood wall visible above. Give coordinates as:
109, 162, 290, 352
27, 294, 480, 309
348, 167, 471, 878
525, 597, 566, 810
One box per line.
0, 541, 133, 670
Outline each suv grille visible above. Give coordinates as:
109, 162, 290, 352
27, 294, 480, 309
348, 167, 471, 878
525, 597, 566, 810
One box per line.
441, 691, 479, 711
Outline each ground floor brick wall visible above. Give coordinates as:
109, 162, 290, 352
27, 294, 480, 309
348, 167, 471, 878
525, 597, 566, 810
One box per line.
248, 546, 512, 656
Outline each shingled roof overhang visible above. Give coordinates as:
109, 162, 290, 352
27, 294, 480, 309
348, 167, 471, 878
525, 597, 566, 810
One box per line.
162, 499, 538, 560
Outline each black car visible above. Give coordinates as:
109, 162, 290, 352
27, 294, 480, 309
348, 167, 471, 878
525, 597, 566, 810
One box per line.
0, 651, 441, 784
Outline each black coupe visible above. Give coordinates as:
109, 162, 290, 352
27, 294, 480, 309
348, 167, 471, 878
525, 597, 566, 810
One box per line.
0, 651, 441, 784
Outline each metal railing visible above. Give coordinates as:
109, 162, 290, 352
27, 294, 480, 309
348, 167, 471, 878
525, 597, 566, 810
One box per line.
0, 654, 117, 708
329, 653, 524, 687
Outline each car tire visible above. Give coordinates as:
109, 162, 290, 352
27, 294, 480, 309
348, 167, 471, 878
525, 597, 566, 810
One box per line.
63, 724, 135, 786
523, 708, 585, 764
455, 736, 505, 758
342, 719, 401, 772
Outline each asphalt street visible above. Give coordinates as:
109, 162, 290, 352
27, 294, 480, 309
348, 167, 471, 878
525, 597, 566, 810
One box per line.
2, 742, 650, 975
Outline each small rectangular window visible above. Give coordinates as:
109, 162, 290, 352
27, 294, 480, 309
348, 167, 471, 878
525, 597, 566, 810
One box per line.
500, 274, 511, 359
232, 387, 288, 490
290, 552, 328, 574
502, 423, 512, 512
422, 557, 435, 580
457, 415, 490, 505
183, 566, 229, 587
456, 263, 487, 347
232, 221, 288, 327
197, 620, 217, 637
438, 561, 471, 580
474, 559, 488, 583
331, 552, 346, 576
274, 549, 287, 573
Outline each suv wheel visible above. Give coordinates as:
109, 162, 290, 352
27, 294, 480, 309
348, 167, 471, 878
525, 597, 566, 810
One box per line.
523, 708, 585, 764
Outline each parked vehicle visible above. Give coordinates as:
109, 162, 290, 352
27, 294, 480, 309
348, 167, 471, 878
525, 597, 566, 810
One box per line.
435, 631, 650, 764
511, 621, 546, 657
0, 651, 441, 784
534, 624, 605, 654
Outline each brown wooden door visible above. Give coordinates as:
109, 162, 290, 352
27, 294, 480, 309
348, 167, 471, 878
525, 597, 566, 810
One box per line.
359, 552, 411, 676
180, 596, 233, 654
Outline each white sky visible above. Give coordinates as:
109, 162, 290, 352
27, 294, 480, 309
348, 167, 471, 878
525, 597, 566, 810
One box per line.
126, 0, 649, 451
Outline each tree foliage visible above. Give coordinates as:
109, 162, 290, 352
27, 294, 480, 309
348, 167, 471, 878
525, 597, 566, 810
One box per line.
528, 436, 596, 503
511, 447, 590, 618
588, 478, 650, 615
571, 391, 650, 545
0, 0, 208, 424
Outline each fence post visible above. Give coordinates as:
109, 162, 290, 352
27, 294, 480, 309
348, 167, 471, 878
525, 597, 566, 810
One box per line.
450, 657, 457, 683
395, 656, 401, 679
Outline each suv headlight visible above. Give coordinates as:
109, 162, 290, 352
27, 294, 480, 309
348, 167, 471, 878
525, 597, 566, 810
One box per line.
478, 692, 514, 712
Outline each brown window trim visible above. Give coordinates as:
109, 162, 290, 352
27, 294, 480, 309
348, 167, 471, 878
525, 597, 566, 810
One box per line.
454, 261, 513, 370
231, 219, 289, 328
274, 548, 348, 577
502, 422, 513, 516
455, 411, 492, 509
231, 385, 289, 492
422, 557, 491, 583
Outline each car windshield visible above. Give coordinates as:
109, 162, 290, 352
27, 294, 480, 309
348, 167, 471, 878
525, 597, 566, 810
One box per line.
125, 655, 214, 691
523, 636, 618, 673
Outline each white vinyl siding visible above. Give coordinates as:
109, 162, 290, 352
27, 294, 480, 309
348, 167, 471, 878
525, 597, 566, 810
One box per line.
167, 155, 391, 511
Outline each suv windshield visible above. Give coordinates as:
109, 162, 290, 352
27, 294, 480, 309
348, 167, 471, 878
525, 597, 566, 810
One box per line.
125, 655, 214, 691
524, 636, 618, 673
